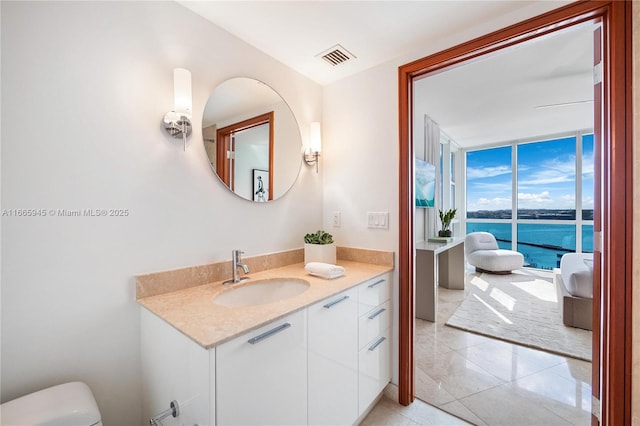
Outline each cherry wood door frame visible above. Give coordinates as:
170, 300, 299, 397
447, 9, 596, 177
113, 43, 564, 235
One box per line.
398, 1, 632, 423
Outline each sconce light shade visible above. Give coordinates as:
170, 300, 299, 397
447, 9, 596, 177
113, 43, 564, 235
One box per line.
304, 122, 322, 172
173, 68, 192, 116
309, 122, 322, 153
163, 68, 193, 151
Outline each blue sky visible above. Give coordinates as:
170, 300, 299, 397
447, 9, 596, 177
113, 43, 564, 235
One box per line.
466, 135, 594, 212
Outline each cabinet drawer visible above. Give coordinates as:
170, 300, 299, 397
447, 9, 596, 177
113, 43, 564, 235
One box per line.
358, 300, 391, 350
358, 274, 391, 315
358, 328, 391, 415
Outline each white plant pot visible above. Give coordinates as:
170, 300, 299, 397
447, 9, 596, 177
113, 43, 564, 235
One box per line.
304, 243, 337, 265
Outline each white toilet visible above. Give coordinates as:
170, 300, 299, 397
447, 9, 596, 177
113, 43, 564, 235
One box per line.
0, 381, 102, 426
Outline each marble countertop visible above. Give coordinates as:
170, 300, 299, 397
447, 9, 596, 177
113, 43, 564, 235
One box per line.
138, 260, 393, 349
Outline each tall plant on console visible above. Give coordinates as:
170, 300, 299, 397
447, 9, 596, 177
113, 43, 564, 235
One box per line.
304, 230, 336, 265
438, 209, 457, 237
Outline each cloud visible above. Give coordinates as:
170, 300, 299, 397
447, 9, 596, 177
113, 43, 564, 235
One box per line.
518, 155, 576, 185
560, 194, 576, 203
466, 165, 511, 180
518, 151, 594, 187
468, 181, 512, 192
517, 191, 553, 206
515, 191, 575, 209
582, 151, 594, 176
582, 195, 594, 209
467, 196, 512, 211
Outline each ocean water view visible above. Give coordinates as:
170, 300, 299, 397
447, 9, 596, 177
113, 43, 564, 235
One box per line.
467, 222, 594, 270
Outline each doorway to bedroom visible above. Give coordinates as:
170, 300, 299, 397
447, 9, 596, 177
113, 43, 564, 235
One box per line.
397, 1, 632, 424
410, 21, 595, 425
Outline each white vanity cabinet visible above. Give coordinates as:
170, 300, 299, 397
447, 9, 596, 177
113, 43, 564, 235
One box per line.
357, 274, 392, 416
216, 309, 307, 426
140, 270, 393, 426
307, 287, 359, 425
141, 309, 214, 426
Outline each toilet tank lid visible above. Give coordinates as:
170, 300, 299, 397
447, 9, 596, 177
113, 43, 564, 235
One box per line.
1, 381, 101, 426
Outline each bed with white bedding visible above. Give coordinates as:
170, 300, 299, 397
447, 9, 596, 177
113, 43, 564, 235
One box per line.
554, 253, 593, 330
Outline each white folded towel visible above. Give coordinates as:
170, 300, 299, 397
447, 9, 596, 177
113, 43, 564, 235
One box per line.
305, 262, 345, 280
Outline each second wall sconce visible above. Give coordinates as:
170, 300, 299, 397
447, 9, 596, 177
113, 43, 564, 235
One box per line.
304, 122, 322, 172
162, 68, 192, 151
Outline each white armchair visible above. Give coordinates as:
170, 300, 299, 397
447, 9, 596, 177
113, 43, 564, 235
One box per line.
465, 232, 524, 274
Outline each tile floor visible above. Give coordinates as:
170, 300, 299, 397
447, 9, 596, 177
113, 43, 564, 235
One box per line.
362, 269, 592, 426
415, 274, 592, 425
361, 395, 471, 425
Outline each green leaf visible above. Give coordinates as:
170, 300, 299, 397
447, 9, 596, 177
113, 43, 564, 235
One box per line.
303, 230, 334, 245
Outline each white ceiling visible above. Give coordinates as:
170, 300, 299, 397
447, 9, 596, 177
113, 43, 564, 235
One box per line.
414, 23, 595, 148
178, 1, 562, 86
180, 1, 594, 148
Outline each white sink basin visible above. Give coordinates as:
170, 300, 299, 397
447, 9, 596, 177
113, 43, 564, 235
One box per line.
213, 278, 310, 307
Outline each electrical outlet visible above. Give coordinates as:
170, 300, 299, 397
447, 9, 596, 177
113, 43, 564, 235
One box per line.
332, 211, 341, 227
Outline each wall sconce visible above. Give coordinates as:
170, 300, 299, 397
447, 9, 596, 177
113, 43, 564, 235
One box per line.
304, 122, 322, 172
162, 68, 192, 151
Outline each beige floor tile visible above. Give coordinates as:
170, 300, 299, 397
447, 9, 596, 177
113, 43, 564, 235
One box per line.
416, 350, 505, 400
548, 359, 592, 385
403, 400, 472, 425
438, 400, 489, 426
437, 301, 463, 322
439, 288, 467, 304
455, 339, 566, 382
416, 331, 455, 360
514, 368, 591, 424
459, 383, 573, 425
423, 322, 494, 351
415, 365, 458, 406
366, 396, 471, 426
361, 398, 418, 426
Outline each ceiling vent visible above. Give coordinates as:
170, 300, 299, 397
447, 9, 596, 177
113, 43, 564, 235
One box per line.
317, 44, 356, 67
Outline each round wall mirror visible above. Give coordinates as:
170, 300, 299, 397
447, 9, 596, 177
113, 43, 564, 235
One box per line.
202, 78, 302, 202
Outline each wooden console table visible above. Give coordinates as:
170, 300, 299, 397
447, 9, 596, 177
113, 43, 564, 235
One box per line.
415, 238, 465, 322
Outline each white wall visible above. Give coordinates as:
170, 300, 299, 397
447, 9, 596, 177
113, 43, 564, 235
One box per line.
0, 2, 321, 425
322, 0, 573, 389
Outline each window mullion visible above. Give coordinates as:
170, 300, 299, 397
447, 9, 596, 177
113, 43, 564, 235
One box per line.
576, 132, 583, 252
512, 141, 518, 252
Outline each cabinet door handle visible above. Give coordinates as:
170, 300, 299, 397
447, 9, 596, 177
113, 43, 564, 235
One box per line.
323, 295, 349, 309
248, 323, 291, 344
368, 279, 385, 288
368, 308, 386, 320
368, 336, 386, 351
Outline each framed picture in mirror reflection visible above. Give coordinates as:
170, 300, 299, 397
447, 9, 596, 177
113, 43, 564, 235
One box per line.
253, 169, 269, 202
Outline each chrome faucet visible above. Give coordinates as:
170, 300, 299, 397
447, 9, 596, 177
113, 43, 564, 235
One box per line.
225, 249, 249, 285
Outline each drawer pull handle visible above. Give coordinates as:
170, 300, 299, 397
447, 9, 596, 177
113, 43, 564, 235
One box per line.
368, 336, 386, 351
323, 295, 350, 309
248, 323, 291, 344
368, 308, 386, 320
368, 279, 385, 289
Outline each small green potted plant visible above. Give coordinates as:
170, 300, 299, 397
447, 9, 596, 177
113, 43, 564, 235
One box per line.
304, 230, 336, 264
438, 208, 457, 237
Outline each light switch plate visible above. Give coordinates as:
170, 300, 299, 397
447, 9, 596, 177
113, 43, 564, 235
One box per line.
367, 212, 389, 229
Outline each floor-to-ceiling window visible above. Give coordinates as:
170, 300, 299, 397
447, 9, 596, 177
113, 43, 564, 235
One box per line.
466, 132, 593, 270
465, 145, 513, 249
